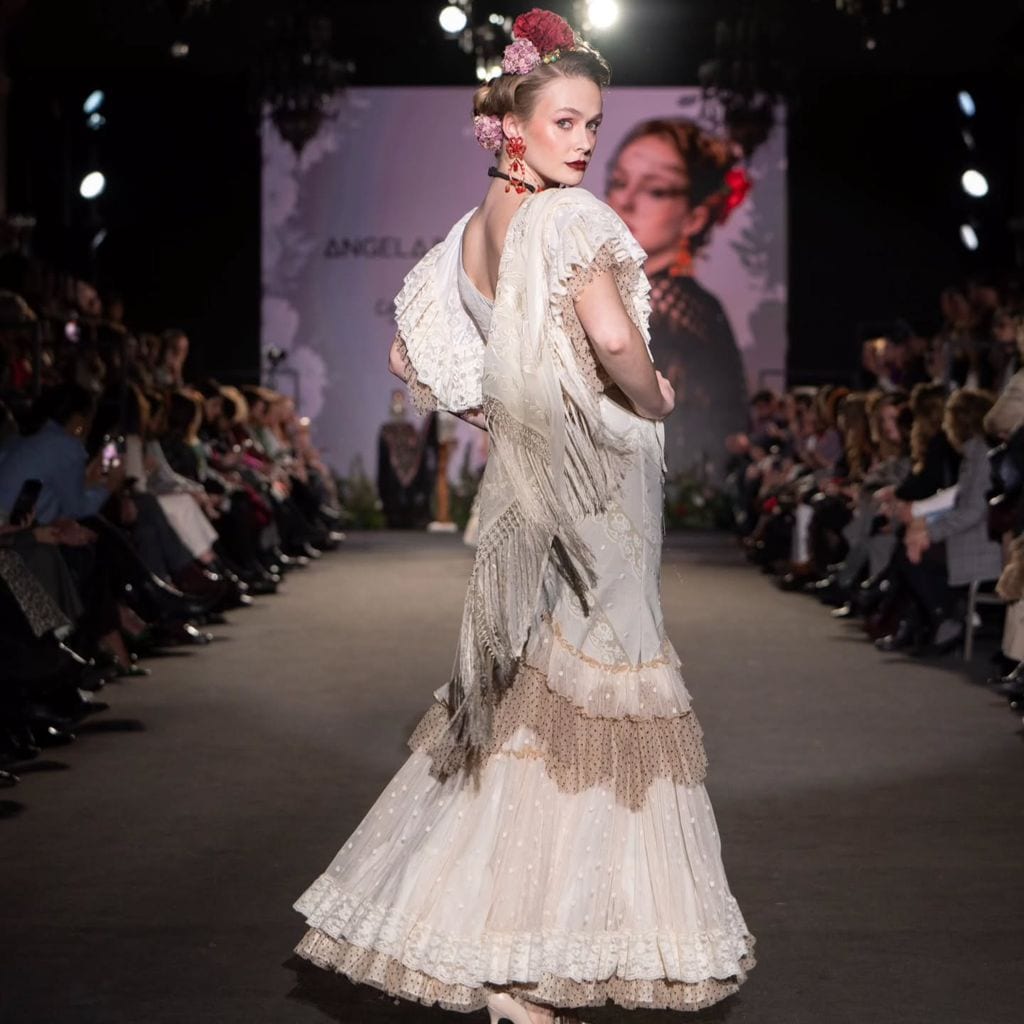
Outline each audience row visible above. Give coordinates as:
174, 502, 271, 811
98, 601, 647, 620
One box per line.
1, 316, 346, 791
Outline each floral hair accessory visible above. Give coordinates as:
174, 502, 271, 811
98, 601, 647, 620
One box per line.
499, 8, 576, 77
473, 113, 504, 152
708, 167, 753, 225
502, 38, 541, 75
513, 8, 575, 55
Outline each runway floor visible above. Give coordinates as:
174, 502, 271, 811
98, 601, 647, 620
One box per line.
2, 531, 1022, 1024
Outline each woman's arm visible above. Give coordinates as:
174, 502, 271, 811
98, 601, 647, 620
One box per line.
572, 270, 673, 420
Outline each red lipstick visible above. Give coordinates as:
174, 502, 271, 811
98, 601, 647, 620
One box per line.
566, 160, 587, 171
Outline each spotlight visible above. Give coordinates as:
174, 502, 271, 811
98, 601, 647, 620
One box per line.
961, 128, 975, 150
79, 171, 106, 199
87, 112, 106, 130
90, 228, 108, 251
170, 41, 190, 59
957, 90, 976, 117
439, 5, 468, 33
961, 168, 989, 198
587, 0, 620, 29
83, 90, 104, 115
959, 224, 979, 251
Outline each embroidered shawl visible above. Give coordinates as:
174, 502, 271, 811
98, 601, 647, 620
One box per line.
394, 188, 652, 765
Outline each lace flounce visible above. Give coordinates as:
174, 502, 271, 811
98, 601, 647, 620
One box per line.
408, 663, 707, 810
295, 922, 755, 1013
524, 616, 694, 720
392, 210, 484, 413
295, 878, 755, 1012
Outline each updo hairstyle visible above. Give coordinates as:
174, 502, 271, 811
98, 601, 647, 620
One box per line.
472, 41, 610, 133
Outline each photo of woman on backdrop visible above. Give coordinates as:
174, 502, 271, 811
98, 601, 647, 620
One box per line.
605, 118, 750, 481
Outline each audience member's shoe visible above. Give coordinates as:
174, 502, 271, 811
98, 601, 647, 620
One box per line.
997, 678, 1024, 702
988, 660, 1023, 688
0, 768, 18, 787
114, 661, 151, 678
172, 563, 231, 604
300, 541, 323, 560
777, 566, 818, 592
830, 602, 856, 619
911, 618, 965, 658
57, 691, 111, 719
25, 707, 76, 747
151, 622, 214, 647
874, 619, 917, 652
0, 727, 40, 762
245, 576, 278, 596
814, 581, 848, 607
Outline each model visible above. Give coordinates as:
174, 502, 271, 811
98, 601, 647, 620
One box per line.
292, 9, 756, 1023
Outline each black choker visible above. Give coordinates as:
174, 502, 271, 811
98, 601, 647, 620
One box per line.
488, 166, 538, 193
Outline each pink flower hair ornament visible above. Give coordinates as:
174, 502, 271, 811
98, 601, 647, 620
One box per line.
473, 114, 504, 152
501, 38, 541, 75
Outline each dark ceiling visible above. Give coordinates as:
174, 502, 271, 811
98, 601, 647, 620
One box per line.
6, 0, 1024, 86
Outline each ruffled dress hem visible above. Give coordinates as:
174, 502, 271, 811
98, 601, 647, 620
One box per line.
294, 925, 756, 1013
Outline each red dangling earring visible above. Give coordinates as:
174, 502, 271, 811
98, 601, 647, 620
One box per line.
668, 236, 693, 277
504, 135, 528, 194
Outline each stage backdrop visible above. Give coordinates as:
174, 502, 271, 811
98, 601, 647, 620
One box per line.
262, 87, 787, 479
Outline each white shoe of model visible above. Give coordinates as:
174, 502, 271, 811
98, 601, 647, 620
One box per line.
486, 992, 551, 1024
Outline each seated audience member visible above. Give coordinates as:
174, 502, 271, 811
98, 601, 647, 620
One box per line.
0, 383, 122, 523
880, 390, 998, 653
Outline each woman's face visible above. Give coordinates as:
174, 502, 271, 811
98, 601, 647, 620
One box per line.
879, 403, 901, 443
512, 76, 603, 189
606, 135, 705, 273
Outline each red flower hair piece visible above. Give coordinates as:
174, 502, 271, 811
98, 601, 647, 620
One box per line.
708, 167, 753, 225
512, 8, 575, 56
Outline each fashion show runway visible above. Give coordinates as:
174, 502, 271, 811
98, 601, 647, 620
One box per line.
2, 532, 1021, 1024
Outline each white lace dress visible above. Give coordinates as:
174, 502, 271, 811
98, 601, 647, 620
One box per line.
293, 193, 756, 1014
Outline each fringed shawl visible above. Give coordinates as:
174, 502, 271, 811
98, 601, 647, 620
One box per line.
394, 188, 652, 766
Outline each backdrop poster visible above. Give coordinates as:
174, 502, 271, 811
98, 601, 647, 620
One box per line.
262, 86, 787, 482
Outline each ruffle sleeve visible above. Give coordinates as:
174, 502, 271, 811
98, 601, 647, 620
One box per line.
392, 210, 485, 414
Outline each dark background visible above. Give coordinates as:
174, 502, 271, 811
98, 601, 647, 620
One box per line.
4, 0, 1023, 384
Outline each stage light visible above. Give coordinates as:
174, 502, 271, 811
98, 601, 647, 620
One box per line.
79, 171, 106, 199
959, 224, 979, 251
961, 128, 975, 150
961, 168, 989, 198
87, 112, 106, 130
83, 90, 104, 115
958, 90, 975, 117
170, 41, 190, 59
587, 0, 620, 29
439, 5, 468, 33
90, 228, 108, 251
